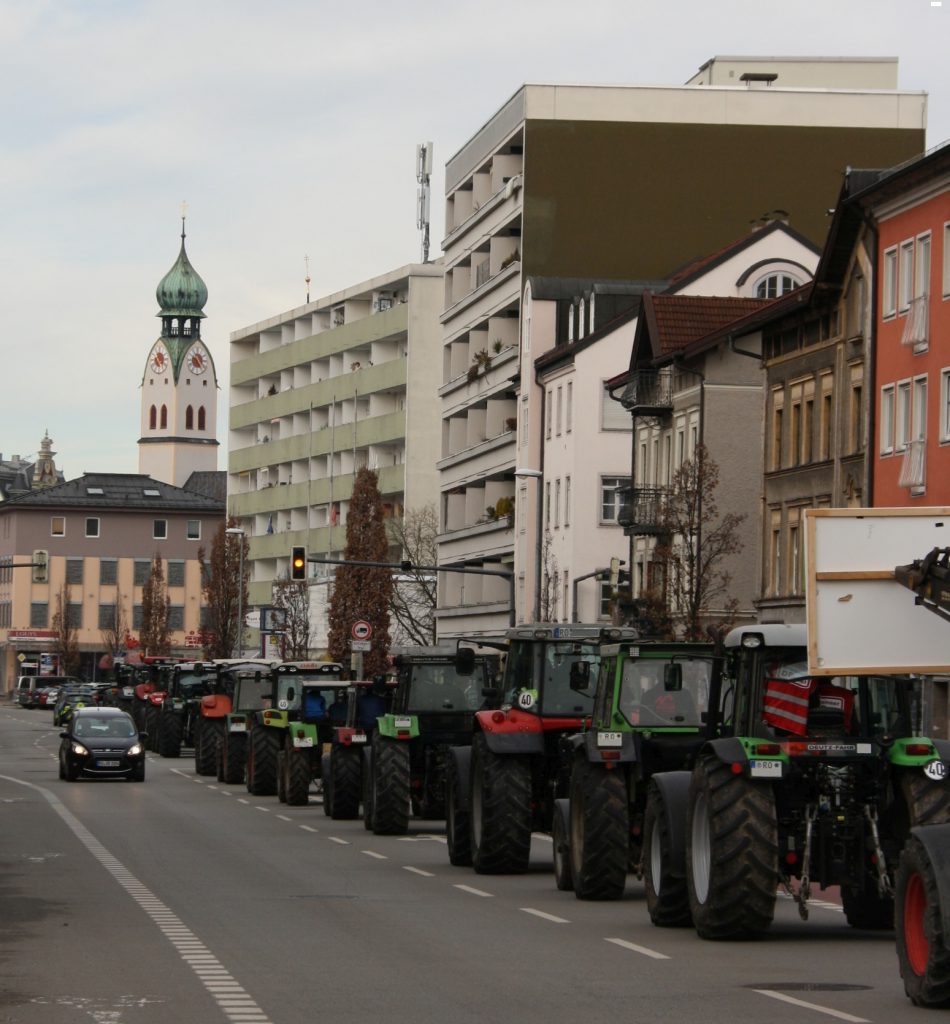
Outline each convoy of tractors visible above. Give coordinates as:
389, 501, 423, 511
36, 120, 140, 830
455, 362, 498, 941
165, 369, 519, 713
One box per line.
107, 522, 950, 1010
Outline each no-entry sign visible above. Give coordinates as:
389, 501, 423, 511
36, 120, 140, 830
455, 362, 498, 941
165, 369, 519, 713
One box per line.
351, 620, 373, 642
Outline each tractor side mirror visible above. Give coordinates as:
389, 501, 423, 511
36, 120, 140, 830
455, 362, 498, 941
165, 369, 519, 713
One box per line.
569, 661, 591, 691
664, 663, 683, 692
285, 686, 296, 702
455, 647, 475, 676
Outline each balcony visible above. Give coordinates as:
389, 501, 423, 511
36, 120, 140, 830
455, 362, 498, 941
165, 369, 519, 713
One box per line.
619, 369, 673, 416
618, 486, 669, 536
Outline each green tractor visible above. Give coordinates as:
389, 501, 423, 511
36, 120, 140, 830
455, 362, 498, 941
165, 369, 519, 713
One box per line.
445, 624, 636, 872
361, 646, 499, 836
555, 639, 717, 908
154, 661, 219, 758
242, 661, 345, 801
646, 623, 950, 939
216, 664, 276, 786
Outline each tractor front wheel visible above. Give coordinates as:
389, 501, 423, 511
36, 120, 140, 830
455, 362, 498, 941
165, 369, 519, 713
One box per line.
247, 727, 280, 796
897, 833, 950, 1007
644, 781, 691, 927
329, 745, 362, 820
372, 738, 410, 835
285, 748, 313, 806
686, 755, 777, 939
158, 713, 183, 758
569, 759, 628, 900
446, 751, 471, 866
552, 798, 574, 892
195, 719, 220, 776
470, 733, 531, 875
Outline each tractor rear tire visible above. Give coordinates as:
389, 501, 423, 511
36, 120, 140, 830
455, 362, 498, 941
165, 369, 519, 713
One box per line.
446, 751, 472, 866
362, 749, 375, 831
247, 727, 279, 796
372, 738, 410, 836
904, 772, 950, 829
470, 733, 531, 875
329, 746, 362, 820
897, 833, 950, 1007
686, 755, 777, 939
285, 748, 312, 806
195, 719, 219, 776
158, 713, 183, 758
277, 749, 287, 803
145, 707, 161, 751
569, 759, 628, 900
644, 781, 691, 927
221, 734, 246, 785
552, 798, 574, 892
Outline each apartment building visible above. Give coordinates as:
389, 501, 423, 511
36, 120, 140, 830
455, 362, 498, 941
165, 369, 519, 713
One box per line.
437, 61, 925, 636
228, 264, 443, 649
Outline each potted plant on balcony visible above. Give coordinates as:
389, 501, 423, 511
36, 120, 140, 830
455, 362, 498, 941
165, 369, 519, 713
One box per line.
505, 416, 517, 432
494, 495, 514, 528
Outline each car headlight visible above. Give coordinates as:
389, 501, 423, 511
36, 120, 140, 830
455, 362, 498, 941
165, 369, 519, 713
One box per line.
70, 742, 89, 756
128, 743, 144, 756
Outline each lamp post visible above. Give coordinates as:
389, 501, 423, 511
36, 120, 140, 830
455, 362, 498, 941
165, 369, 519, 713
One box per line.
225, 527, 245, 658
514, 467, 543, 622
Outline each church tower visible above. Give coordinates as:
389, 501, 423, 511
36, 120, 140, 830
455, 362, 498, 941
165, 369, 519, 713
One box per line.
138, 217, 219, 487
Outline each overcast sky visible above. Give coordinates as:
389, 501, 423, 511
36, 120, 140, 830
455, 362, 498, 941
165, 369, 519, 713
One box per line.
3, 0, 948, 479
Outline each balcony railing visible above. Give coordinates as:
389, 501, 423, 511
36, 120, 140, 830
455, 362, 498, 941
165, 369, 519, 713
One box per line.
619, 368, 673, 415
617, 486, 669, 535
901, 295, 929, 351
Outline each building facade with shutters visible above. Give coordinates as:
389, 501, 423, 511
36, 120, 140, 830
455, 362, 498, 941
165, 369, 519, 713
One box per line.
0, 473, 223, 691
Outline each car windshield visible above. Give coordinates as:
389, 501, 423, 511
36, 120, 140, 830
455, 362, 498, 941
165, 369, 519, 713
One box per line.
618, 657, 711, 728
407, 663, 482, 712
74, 717, 136, 738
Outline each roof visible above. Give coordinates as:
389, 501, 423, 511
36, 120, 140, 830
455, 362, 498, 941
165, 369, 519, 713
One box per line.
182, 470, 227, 502
2, 473, 224, 513
640, 293, 774, 359
527, 277, 666, 301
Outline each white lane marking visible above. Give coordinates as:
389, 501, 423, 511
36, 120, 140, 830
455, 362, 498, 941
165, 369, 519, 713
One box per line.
777, 892, 843, 914
362, 850, 387, 860
520, 907, 569, 924
396, 834, 447, 844
255, 806, 269, 812
300, 825, 318, 833
753, 990, 870, 1023
605, 937, 671, 960
0, 774, 274, 1023
221, 791, 232, 796
237, 798, 249, 805
453, 884, 493, 897
276, 815, 292, 822
404, 866, 435, 877
208, 785, 219, 790
329, 837, 350, 845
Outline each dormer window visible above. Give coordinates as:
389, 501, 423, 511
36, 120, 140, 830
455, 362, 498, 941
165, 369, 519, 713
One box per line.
755, 273, 802, 299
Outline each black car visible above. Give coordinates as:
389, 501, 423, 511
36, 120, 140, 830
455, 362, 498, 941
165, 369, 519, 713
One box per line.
59, 707, 146, 782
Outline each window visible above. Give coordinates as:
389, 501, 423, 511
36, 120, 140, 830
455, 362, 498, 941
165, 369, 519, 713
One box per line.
51, 516, 65, 537
133, 605, 143, 629
769, 509, 782, 597
65, 558, 83, 584
897, 380, 912, 451
944, 223, 950, 298
85, 517, 100, 538
518, 484, 527, 534
520, 396, 529, 447
134, 560, 151, 586
566, 382, 573, 433
601, 384, 630, 431
883, 247, 897, 318
198, 406, 206, 430
556, 386, 562, 435
789, 382, 803, 468
98, 604, 117, 630
848, 364, 864, 455
554, 479, 561, 528
153, 519, 167, 540
819, 372, 834, 460
755, 273, 802, 298
199, 605, 212, 630
565, 476, 571, 527
638, 441, 647, 486
160, 404, 168, 429
30, 603, 48, 628
545, 481, 551, 528
916, 233, 931, 299
662, 434, 672, 485
67, 603, 82, 629
186, 405, 194, 430
652, 437, 660, 485
167, 560, 185, 588
788, 507, 803, 596
601, 476, 630, 523
546, 392, 552, 439
913, 376, 928, 441
149, 405, 157, 429
941, 369, 950, 442
899, 241, 914, 312
168, 606, 185, 631
99, 559, 117, 586
186, 520, 201, 540
880, 384, 895, 454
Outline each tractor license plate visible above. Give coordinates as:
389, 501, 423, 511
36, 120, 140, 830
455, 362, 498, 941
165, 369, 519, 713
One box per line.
749, 759, 782, 778
97, 760, 120, 768
230, 722, 246, 733
294, 737, 314, 748
597, 732, 623, 748
394, 718, 412, 729
351, 733, 367, 743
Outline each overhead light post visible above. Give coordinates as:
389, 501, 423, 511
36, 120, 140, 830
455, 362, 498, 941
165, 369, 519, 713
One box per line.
225, 527, 245, 658
514, 467, 544, 621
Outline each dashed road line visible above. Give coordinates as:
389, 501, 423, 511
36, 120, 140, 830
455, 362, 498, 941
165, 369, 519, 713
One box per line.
237, 798, 250, 805
329, 837, 350, 845
605, 937, 670, 960
404, 866, 435, 877
520, 907, 569, 924
300, 825, 318, 833
276, 814, 292, 822
753, 989, 869, 1023
453, 884, 493, 897
362, 850, 387, 859
0, 774, 273, 1023
255, 806, 270, 812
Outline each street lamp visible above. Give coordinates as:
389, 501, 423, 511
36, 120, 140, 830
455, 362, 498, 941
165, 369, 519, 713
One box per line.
225, 527, 245, 658
514, 467, 544, 621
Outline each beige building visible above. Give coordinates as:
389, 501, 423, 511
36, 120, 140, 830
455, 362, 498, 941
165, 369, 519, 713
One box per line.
0, 473, 224, 690
228, 263, 443, 649
436, 60, 925, 637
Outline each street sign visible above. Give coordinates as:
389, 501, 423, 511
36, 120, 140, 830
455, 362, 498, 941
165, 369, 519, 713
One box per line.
351, 640, 371, 652
351, 620, 373, 641
17, 654, 25, 663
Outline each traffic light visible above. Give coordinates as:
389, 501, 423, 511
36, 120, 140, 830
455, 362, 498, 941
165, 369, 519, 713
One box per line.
32, 549, 49, 584
290, 546, 307, 581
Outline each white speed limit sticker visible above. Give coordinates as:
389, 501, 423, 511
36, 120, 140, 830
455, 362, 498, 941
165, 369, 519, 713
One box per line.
517, 690, 536, 710
924, 760, 947, 781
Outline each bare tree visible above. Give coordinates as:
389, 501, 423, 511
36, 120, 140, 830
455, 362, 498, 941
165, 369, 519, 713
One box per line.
272, 576, 312, 660
539, 531, 559, 622
199, 518, 248, 660
52, 581, 80, 676
653, 443, 745, 640
388, 503, 438, 645
140, 553, 171, 655
100, 599, 129, 664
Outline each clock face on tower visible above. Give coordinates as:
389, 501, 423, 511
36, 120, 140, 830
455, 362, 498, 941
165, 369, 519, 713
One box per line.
187, 345, 209, 375
150, 345, 169, 375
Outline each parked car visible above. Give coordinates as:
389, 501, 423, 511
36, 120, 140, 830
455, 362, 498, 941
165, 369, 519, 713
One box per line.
52, 684, 100, 727
18, 675, 82, 709
58, 707, 146, 782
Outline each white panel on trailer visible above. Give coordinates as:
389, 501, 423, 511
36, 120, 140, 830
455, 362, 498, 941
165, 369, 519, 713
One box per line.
805, 508, 950, 675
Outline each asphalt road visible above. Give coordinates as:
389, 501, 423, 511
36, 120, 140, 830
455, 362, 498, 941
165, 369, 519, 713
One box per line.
0, 705, 945, 1024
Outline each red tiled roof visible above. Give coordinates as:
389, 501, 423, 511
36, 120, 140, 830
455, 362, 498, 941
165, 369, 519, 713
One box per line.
644, 294, 774, 356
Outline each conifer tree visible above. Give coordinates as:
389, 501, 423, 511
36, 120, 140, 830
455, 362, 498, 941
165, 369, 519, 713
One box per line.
140, 553, 171, 655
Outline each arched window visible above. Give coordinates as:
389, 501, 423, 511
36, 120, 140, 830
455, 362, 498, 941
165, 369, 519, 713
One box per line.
160, 405, 168, 429
149, 405, 157, 429
185, 405, 194, 430
197, 406, 206, 431
755, 273, 803, 299
171, 318, 179, 336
